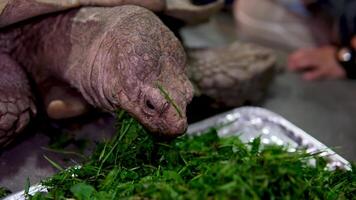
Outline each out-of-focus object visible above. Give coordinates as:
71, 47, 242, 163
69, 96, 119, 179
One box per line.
188, 42, 276, 107
164, 0, 224, 25
337, 46, 356, 79
233, 0, 318, 51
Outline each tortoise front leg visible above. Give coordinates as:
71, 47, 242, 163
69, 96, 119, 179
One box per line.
36, 75, 90, 120
0, 54, 36, 148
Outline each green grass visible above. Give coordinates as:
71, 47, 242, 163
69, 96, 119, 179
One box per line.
156, 83, 183, 118
28, 112, 356, 200
0, 187, 11, 198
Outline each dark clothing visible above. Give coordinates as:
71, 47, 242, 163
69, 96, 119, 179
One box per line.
338, 1, 356, 46
314, 0, 356, 46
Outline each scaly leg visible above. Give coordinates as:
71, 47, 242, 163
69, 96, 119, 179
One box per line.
0, 54, 36, 147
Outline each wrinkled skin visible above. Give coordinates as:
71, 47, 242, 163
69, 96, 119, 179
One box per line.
0, 5, 193, 147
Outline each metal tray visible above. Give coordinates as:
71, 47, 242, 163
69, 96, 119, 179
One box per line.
4, 106, 351, 200
187, 106, 350, 170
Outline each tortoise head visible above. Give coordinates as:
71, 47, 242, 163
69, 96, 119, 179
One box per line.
81, 6, 193, 137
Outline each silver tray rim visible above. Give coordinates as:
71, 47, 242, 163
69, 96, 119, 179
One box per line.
188, 106, 350, 170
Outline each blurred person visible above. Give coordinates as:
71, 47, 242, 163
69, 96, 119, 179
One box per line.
234, 0, 356, 80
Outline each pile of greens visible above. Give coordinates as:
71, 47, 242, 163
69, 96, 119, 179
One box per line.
28, 112, 355, 199
0, 187, 11, 198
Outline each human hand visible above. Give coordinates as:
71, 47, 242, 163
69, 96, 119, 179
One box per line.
352, 36, 356, 49
287, 46, 346, 80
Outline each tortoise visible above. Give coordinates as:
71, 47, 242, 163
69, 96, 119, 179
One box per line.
188, 42, 276, 107
0, 0, 276, 148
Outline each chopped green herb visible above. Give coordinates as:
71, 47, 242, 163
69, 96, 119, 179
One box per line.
24, 177, 30, 198
42, 147, 86, 159
0, 187, 11, 198
70, 183, 96, 200
156, 83, 183, 118
28, 113, 356, 200
43, 155, 64, 171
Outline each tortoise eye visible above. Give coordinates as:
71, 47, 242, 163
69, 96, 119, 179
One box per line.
145, 99, 155, 110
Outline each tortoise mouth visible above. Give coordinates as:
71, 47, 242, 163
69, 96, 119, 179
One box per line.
158, 117, 187, 137
145, 117, 188, 138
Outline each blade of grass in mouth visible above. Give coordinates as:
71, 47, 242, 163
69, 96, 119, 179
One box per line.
156, 83, 183, 118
